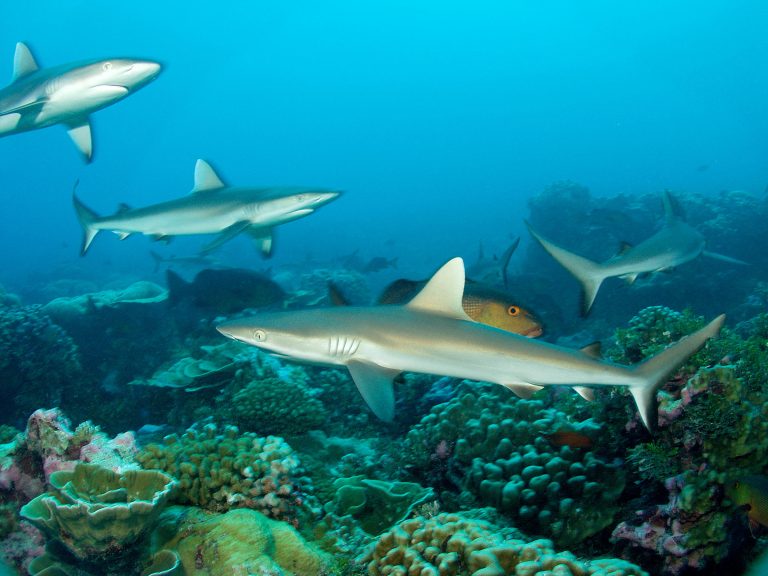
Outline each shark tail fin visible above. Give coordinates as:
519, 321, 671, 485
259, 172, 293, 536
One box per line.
630, 314, 725, 431
526, 223, 606, 315
166, 269, 191, 307
72, 188, 100, 256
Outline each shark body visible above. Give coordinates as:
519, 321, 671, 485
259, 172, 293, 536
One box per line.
0, 42, 161, 161
528, 191, 748, 315
73, 159, 341, 256
218, 257, 724, 430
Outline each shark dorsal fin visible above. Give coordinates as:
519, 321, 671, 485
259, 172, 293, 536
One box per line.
662, 190, 686, 222
580, 341, 602, 359
13, 42, 39, 81
616, 241, 633, 256
192, 159, 226, 192
117, 203, 132, 213
406, 257, 471, 320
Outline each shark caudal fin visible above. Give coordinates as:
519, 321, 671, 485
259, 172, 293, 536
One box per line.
526, 223, 607, 315
630, 314, 725, 431
72, 189, 101, 256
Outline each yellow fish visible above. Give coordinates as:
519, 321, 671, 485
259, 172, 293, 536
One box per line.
729, 475, 768, 531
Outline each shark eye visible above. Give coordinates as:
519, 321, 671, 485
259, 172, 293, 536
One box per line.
102, 62, 113, 71
252, 329, 267, 342
507, 306, 520, 316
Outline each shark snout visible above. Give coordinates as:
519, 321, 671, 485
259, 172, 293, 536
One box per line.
119, 60, 162, 89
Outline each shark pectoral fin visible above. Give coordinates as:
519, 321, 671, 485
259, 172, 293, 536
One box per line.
248, 227, 274, 258
573, 386, 595, 401
702, 251, 749, 266
199, 221, 250, 254
0, 113, 21, 132
347, 360, 399, 421
407, 257, 472, 320
192, 159, 226, 192
500, 382, 543, 399
66, 119, 93, 162
13, 42, 39, 81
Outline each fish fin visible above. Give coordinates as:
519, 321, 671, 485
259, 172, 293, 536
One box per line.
662, 190, 686, 222
114, 231, 131, 240
150, 250, 164, 272
499, 237, 520, 289
616, 242, 633, 256
526, 222, 606, 316
573, 386, 595, 401
72, 186, 101, 256
347, 360, 399, 421
406, 257, 472, 320
702, 250, 749, 266
501, 382, 543, 399
579, 342, 602, 358
199, 221, 250, 253
328, 282, 350, 306
192, 159, 226, 192
13, 42, 39, 81
117, 203, 132, 213
249, 227, 274, 258
631, 314, 725, 431
66, 118, 93, 162
620, 272, 639, 284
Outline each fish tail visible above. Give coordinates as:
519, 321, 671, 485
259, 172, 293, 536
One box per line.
526, 223, 607, 315
165, 269, 190, 306
630, 314, 725, 431
72, 187, 100, 256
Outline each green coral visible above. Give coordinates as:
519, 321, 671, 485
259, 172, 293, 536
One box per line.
233, 376, 327, 436
20, 463, 175, 574
136, 424, 317, 524
365, 511, 648, 576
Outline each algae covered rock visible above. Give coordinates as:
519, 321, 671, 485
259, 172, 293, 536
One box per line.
153, 506, 330, 576
20, 463, 175, 573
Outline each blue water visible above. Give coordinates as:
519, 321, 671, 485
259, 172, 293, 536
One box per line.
1, 1, 767, 294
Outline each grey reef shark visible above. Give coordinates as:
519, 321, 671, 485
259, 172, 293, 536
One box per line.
73, 159, 342, 257
218, 257, 724, 431
0, 42, 161, 161
527, 191, 748, 315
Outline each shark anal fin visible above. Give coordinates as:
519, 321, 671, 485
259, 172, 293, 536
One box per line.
13, 42, 39, 81
407, 257, 472, 320
573, 386, 595, 401
620, 272, 639, 284
192, 159, 226, 192
347, 360, 399, 422
114, 231, 131, 240
501, 382, 543, 399
66, 119, 93, 162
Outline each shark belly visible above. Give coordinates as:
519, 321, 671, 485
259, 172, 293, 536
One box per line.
99, 209, 239, 236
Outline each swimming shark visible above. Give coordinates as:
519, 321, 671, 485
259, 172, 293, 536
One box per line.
73, 159, 341, 256
217, 257, 724, 431
0, 42, 161, 161
527, 191, 748, 315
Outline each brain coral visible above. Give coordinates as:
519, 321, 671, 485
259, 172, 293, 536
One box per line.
136, 424, 317, 524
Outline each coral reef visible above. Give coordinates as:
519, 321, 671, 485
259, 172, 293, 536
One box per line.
232, 375, 327, 436
0, 306, 81, 426
20, 463, 176, 573
136, 424, 318, 524
365, 511, 648, 575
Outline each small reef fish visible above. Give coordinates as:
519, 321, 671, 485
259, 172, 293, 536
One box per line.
218, 257, 724, 429
527, 191, 748, 315
0, 42, 161, 161
73, 159, 341, 257
167, 268, 285, 314
729, 475, 768, 531
546, 430, 593, 449
376, 278, 543, 337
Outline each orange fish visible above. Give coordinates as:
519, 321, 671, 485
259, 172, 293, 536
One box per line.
545, 430, 593, 449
